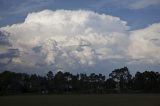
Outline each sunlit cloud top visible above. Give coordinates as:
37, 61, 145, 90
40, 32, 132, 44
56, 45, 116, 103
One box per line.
0, 0, 160, 74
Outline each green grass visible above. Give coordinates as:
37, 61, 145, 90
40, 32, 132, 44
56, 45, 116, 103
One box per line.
0, 94, 160, 106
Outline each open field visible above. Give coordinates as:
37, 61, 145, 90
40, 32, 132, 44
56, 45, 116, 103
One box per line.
0, 94, 160, 106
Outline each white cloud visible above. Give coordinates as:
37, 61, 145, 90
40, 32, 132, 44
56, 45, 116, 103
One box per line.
0, 10, 130, 73
128, 23, 160, 63
0, 9, 160, 74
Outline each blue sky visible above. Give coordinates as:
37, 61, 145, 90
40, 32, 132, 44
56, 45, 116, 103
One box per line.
0, 0, 160, 75
0, 0, 160, 29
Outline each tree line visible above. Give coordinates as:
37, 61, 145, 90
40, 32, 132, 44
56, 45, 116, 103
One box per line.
0, 67, 160, 95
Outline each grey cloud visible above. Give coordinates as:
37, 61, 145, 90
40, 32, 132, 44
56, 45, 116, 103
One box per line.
0, 31, 11, 46
0, 48, 20, 69
0, 49, 19, 59
32, 46, 42, 53
91, 0, 160, 10
129, 0, 160, 9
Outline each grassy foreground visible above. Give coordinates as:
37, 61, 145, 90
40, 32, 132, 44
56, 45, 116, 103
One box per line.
0, 94, 160, 106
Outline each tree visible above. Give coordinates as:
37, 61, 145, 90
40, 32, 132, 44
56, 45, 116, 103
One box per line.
46, 71, 54, 92
89, 73, 98, 92
47, 71, 54, 80
105, 78, 116, 89
109, 67, 132, 91
71, 74, 79, 92
0, 67, 160, 95
133, 71, 159, 92
63, 72, 73, 92
54, 71, 65, 93
79, 73, 89, 93
29, 74, 41, 92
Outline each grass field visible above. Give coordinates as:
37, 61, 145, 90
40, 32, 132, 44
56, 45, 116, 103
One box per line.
0, 94, 160, 106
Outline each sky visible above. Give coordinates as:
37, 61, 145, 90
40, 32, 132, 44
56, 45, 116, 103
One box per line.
0, 0, 160, 75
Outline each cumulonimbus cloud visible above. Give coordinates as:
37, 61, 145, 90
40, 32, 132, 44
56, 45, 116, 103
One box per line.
128, 23, 160, 63
0, 9, 160, 74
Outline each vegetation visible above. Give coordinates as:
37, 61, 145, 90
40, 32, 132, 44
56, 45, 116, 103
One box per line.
1, 94, 160, 106
0, 67, 160, 95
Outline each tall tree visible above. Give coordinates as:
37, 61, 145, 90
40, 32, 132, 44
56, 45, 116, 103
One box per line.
47, 71, 54, 80
109, 67, 132, 91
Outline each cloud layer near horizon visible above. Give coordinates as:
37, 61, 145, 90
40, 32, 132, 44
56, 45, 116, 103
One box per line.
128, 0, 160, 9
0, 10, 160, 74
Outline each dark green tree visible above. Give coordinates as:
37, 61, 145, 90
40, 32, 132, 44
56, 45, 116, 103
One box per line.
47, 71, 54, 80
109, 67, 132, 91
